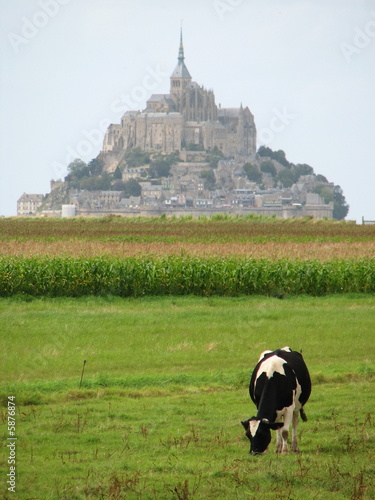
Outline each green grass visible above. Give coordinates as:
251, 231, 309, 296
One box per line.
1, 295, 374, 385
3, 384, 374, 499
0, 295, 374, 498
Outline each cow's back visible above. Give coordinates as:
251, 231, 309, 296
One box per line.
250, 347, 311, 407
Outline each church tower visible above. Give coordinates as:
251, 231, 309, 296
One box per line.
170, 29, 192, 101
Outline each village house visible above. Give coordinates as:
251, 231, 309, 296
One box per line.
17, 193, 44, 215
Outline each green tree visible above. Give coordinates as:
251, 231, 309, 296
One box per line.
206, 146, 224, 168
257, 147, 290, 167
293, 163, 314, 179
314, 185, 334, 204
113, 166, 122, 180
243, 163, 262, 183
201, 169, 216, 190
65, 159, 89, 186
277, 169, 295, 188
272, 149, 289, 167
333, 185, 349, 220
149, 159, 171, 178
166, 151, 181, 165
257, 146, 273, 158
149, 151, 180, 178
124, 179, 141, 197
88, 158, 104, 177
124, 147, 150, 167
112, 180, 126, 191
80, 174, 111, 191
260, 160, 277, 177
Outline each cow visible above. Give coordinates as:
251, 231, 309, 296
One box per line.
241, 346, 311, 455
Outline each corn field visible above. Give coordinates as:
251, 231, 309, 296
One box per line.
1, 256, 374, 297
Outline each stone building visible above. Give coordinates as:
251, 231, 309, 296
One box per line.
17, 193, 44, 215
101, 30, 257, 172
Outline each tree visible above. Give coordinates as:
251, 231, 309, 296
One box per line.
124, 179, 141, 197
148, 151, 180, 178
333, 185, 349, 220
113, 166, 122, 180
65, 158, 107, 189
257, 146, 290, 167
206, 146, 225, 168
201, 169, 216, 190
257, 146, 273, 158
277, 169, 295, 188
80, 173, 111, 191
314, 185, 333, 204
243, 163, 262, 183
112, 180, 126, 191
272, 150, 289, 167
88, 158, 104, 177
65, 159, 89, 185
149, 159, 171, 178
260, 160, 277, 177
124, 147, 150, 167
293, 163, 314, 178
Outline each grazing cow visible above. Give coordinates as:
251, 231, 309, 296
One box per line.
241, 346, 311, 455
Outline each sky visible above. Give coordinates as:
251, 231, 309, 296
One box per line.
0, 0, 374, 222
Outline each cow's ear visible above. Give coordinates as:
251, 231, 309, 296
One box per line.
268, 422, 284, 430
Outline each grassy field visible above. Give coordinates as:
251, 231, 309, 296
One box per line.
0, 217, 374, 498
1, 216, 374, 298
1, 216, 375, 260
1, 295, 374, 499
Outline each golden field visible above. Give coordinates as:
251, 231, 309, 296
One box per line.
1, 216, 374, 260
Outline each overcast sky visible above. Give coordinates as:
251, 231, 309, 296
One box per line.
0, 0, 374, 221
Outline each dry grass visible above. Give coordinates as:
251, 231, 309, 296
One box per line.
1, 239, 374, 260
1, 216, 374, 261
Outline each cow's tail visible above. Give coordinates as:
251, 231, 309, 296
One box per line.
300, 408, 308, 422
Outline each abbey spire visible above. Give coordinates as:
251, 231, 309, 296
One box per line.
178, 27, 185, 63
170, 28, 191, 97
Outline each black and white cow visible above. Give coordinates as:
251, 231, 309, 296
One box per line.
241, 347, 311, 455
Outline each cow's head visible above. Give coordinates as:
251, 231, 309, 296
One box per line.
241, 418, 284, 455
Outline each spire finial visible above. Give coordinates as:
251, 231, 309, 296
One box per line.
178, 23, 184, 62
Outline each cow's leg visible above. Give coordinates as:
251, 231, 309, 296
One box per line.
291, 410, 300, 452
279, 408, 294, 454
275, 427, 283, 453
281, 428, 289, 454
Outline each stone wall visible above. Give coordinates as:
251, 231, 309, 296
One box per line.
72, 203, 333, 219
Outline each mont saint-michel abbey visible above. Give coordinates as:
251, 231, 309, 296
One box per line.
18, 31, 335, 219
101, 31, 257, 171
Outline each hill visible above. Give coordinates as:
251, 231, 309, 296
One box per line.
36, 145, 348, 220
